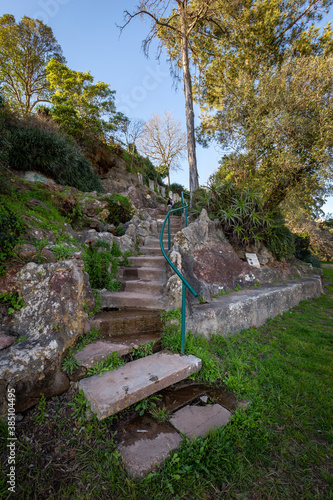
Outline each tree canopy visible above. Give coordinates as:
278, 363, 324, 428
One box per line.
186, 0, 333, 211
46, 59, 126, 145
0, 14, 65, 115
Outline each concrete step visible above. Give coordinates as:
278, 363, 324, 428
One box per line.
79, 351, 202, 419
101, 291, 166, 310
92, 309, 163, 336
122, 267, 166, 281
124, 280, 164, 294
74, 333, 161, 368
129, 256, 166, 268
143, 237, 177, 249
140, 246, 163, 256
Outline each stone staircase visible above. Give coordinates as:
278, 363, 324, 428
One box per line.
76, 208, 202, 420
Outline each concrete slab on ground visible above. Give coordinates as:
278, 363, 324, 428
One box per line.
78, 351, 202, 420
115, 414, 182, 478
170, 404, 231, 439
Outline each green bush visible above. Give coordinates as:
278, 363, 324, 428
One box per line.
294, 233, 321, 268
142, 157, 163, 186
106, 193, 133, 227
82, 240, 122, 290
7, 122, 103, 193
0, 96, 11, 169
167, 183, 185, 196
265, 223, 295, 260
0, 204, 25, 264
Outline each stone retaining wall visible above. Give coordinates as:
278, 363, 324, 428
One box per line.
187, 277, 323, 338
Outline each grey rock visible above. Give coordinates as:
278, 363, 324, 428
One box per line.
13, 244, 37, 260
0, 260, 94, 416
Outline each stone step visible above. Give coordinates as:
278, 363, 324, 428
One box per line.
122, 267, 166, 281
92, 309, 163, 336
129, 256, 166, 268
101, 291, 166, 310
79, 351, 202, 419
144, 237, 177, 249
124, 280, 164, 294
140, 246, 163, 256
74, 333, 161, 368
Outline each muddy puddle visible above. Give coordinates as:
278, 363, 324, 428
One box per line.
114, 382, 238, 446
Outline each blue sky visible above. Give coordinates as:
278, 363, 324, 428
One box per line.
2, 0, 333, 215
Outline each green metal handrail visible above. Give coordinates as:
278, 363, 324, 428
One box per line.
160, 193, 198, 354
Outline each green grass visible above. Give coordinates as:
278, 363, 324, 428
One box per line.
1, 270, 332, 499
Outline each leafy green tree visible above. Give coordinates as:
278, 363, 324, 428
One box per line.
190, 0, 333, 210
0, 15, 64, 115
46, 59, 126, 145
204, 55, 333, 210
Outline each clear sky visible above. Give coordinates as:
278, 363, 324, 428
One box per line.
1, 0, 333, 215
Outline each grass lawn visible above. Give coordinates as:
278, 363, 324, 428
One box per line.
1, 269, 332, 499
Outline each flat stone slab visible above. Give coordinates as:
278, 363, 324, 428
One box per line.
74, 334, 160, 368
116, 414, 182, 478
187, 277, 323, 337
74, 341, 130, 368
78, 351, 202, 420
170, 404, 231, 439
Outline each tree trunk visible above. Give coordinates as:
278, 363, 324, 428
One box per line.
178, 1, 199, 203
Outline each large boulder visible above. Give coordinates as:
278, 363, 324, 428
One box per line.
0, 260, 94, 416
167, 210, 322, 307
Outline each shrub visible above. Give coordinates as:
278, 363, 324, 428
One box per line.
0, 204, 25, 264
265, 223, 295, 260
106, 193, 133, 227
0, 96, 11, 169
294, 233, 321, 268
7, 121, 103, 193
142, 157, 163, 186
191, 180, 296, 259
167, 183, 185, 196
82, 240, 122, 290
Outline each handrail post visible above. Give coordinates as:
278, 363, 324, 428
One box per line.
168, 216, 171, 251
160, 201, 198, 353
181, 281, 186, 354
185, 206, 188, 227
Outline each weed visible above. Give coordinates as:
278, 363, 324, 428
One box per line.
62, 350, 80, 375
149, 405, 171, 423
130, 340, 155, 360
87, 352, 125, 377
120, 250, 132, 267
161, 309, 222, 384
33, 394, 47, 424
68, 390, 90, 425
75, 327, 102, 352
13, 335, 28, 344
198, 295, 206, 304
0, 292, 25, 314
52, 243, 77, 260
135, 395, 162, 416
82, 240, 125, 290
213, 288, 229, 298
